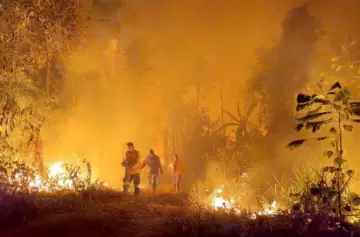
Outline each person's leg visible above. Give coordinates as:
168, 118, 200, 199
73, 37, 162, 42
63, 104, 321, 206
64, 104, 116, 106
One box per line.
152, 173, 158, 192
133, 173, 141, 197
122, 171, 130, 193
148, 171, 152, 186
176, 174, 181, 192
172, 175, 176, 189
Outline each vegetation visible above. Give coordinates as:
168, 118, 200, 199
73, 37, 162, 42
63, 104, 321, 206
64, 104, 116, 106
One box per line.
287, 81, 360, 220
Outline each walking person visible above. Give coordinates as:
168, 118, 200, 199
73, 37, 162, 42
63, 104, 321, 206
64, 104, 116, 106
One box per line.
142, 149, 163, 193
122, 142, 142, 201
172, 154, 181, 192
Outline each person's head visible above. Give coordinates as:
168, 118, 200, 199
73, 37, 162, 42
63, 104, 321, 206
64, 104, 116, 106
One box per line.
174, 154, 179, 161
127, 142, 134, 151
149, 149, 155, 155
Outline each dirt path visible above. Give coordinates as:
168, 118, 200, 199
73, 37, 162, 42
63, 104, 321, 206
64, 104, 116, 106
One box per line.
0, 192, 191, 237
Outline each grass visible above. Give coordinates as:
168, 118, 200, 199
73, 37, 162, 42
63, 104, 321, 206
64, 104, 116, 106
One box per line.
1, 189, 360, 237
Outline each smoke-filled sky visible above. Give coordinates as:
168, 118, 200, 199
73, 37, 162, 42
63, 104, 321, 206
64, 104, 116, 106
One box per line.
123, 0, 360, 113
42, 0, 360, 187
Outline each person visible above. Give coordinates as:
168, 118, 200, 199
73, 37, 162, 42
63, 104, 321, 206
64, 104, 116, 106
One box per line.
172, 154, 181, 192
142, 149, 163, 193
122, 142, 142, 199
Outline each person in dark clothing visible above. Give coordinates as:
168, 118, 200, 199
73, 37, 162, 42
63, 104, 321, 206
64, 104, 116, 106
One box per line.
172, 154, 181, 192
142, 149, 163, 193
122, 142, 142, 199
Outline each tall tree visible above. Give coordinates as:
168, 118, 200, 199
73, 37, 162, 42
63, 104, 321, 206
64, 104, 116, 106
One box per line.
287, 81, 360, 219
248, 4, 322, 157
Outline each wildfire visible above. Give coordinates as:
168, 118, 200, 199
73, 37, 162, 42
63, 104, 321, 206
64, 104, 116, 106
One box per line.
27, 160, 106, 192
29, 161, 74, 191
258, 201, 277, 215
213, 196, 231, 210
210, 186, 278, 218
211, 188, 239, 213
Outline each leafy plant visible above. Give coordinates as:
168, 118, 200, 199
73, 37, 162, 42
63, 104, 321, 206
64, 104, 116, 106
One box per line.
287, 81, 360, 219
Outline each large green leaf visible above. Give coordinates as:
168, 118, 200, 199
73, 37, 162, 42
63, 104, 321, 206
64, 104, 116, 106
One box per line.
328, 82, 341, 92
347, 102, 360, 116
286, 139, 307, 150
297, 93, 316, 104
287, 137, 328, 150
305, 119, 332, 133
324, 150, 334, 158
308, 106, 323, 115
296, 111, 332, 123
343, 124, 353, 132
295, 123, 304, 132
334, 88, 350, 104
316, 136, 328, 141
313, 98, 330, 105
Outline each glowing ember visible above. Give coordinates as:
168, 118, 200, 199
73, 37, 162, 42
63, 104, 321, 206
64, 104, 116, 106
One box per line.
48, 161, 64, 178
257, 201, 277, 215
208, 186, 279, 218
213, 196, 230, 210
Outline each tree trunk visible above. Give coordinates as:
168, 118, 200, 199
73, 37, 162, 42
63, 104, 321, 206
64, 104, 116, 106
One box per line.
337, 113, 343, 220
46, 57, 52, 95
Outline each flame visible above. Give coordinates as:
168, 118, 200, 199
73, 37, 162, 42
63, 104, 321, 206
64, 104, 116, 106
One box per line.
213, 196, 231, 210
257, 201, 277, 216
28, 161, 74, 191
209, 186, 278, 218
48, 161, 64, 178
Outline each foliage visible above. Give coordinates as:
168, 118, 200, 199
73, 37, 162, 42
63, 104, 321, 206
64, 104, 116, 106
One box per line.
326, 40, 360, 97
219, 98, 264, 150
287, 81, 360, 219
0, 71, 54, 168
0, 0, 83, 163
248, 4, 321, 160
0, 159, 107, 195
0, 0, 84, 76
179, 106, 227, 175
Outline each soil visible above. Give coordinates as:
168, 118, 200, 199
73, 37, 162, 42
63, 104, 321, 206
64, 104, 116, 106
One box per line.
0, 190, 358, 237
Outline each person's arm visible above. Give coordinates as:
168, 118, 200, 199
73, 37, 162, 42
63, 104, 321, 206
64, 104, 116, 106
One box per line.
141, 156, 147, 169
121, 155, 127, 167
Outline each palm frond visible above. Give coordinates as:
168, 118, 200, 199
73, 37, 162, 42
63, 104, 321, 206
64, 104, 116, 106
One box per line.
287, 139, 308, 150
218, 122, 240, 131
296, 111, 332, 123
328, 82, 341, 92
222, 109, 240, 123
305, 118, 332, 133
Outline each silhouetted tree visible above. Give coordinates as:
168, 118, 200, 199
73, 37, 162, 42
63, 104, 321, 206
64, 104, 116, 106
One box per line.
248, 4, 322, 158
287, 81, 360, 219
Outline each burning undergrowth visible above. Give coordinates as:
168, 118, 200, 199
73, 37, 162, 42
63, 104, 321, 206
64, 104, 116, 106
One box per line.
188, 173, 282, 220
0, 159, 107, 194
0, 158, 111, 229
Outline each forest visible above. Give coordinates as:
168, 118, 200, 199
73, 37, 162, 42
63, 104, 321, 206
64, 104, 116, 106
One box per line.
1, 0, 360, 236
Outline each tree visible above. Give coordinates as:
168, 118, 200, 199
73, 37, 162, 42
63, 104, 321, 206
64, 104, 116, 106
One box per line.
326, 40, 360, 97
219, 96, 261, 148
287, 81, 360, 219
0, 0, 86, 94
248, 4, 322, 157
178, 105, 227, 176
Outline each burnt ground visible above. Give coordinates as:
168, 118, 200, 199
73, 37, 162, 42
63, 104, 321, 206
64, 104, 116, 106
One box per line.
0, 190, 359, 237
0, 191, 193, 237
